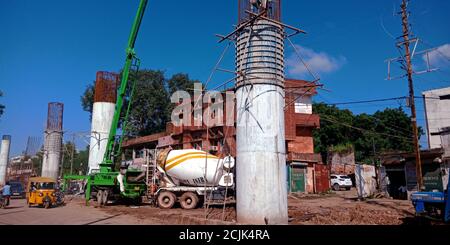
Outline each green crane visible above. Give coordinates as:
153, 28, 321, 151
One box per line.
64, 0, 149, 206
103, 0, 148, 168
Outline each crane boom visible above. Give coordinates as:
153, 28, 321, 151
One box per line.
63, 0, 150, 206
103, 0, 148, 166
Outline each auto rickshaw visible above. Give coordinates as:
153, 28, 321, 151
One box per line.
26, 177, 58, 209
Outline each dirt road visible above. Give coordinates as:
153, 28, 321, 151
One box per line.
0, 189, 417, 225
0, 198, 158, 225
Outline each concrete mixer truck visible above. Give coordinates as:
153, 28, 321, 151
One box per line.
151, 149, 235, 209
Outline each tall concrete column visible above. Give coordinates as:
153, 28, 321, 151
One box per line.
88, 72, 118, 174
42, 131, 63, 180
235, 1, 288, 224
0, 135, 11, 186
41, 103, 64, 180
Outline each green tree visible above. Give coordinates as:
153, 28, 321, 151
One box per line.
80, 84, 94, 120
80, 70, 201, 138
126, 70, 171, 137
313, 104, 424, 164
168, 73, 200, 95
313, 103, 354, 161
61, 142, 89, 176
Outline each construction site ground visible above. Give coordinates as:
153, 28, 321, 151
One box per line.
0, 189, 419, 225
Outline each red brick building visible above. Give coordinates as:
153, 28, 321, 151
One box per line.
123, 79, 329, 193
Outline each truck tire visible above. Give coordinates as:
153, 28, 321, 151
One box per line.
158, 192, 176, 209
96, 190, 104, 206
43, 197, 51, 209
180, 192, 199, 210
102, 190, 109, 206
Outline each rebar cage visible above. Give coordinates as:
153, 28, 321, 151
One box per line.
238, 0, 281, 25
47, 103, 64, 131
94, 71, 119, 103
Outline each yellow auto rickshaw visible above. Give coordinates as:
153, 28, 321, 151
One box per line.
26, 177, 58, 209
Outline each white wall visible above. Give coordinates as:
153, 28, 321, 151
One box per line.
294, 95, 312, 114
355, 164, 377, 198
423, 87, 450, 149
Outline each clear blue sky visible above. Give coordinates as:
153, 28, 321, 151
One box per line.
1, 0, 449, 156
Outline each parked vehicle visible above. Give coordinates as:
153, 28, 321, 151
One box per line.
154, 149, 235, 209
331, 174, 353, 191
9, 181, 26, 199
26, 177, 59, 209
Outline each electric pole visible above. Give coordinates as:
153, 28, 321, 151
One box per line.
399, 0, 424, 190
373, 138, 380, 191
70, 134, 75, 175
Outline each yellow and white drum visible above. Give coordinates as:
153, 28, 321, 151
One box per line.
158, 149, 234, 187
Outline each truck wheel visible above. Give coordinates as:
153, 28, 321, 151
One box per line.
180, 192, 199, 210
96, 190, 104, 206
333, 184, 340, 191
44, 200, 51, 209
102, 190, 109, 206
158, 192, 176, 209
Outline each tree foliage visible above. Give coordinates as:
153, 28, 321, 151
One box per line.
313, 103, 424, 164
126, 70, 170, 137
81, 70, 200, 137
80, 84, 94, 121
30, 143, 89, 177
61, 142, 89, 176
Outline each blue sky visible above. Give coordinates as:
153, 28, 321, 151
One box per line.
1, 0, 450, 156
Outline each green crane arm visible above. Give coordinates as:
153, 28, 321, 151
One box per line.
103, 0, 148, 167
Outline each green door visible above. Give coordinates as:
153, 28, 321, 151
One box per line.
291, 167, 306, 193
423, 164, 443, 192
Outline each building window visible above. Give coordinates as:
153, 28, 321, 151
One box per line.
294, 96, 312, 114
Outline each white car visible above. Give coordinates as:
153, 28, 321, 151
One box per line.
331, 174, 353, 191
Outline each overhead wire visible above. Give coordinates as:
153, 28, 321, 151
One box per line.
320, 113, 412, 141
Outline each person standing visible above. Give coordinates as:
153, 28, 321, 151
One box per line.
0, 181, 11, 206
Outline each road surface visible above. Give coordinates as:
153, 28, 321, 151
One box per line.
0, 198, 157, 225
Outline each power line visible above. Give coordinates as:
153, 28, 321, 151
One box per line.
317, 95, 441, 106
323, 97, 406, 106
419, 39, 450, 63
320, 114, 413, 141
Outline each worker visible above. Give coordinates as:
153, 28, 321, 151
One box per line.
117, 165, 127, 194
398, 185, 407, 200
0, 181, 11, 206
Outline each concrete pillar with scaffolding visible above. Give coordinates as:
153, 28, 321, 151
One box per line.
88, 72, 119, 174
235, 0, 288, 224
0, 135, 11, 186
41, 102, 64, 180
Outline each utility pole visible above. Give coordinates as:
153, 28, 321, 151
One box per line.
399, 0, 423, 190
373, 138, 380, 191
70, 134, 75, 175
60, 140, 64, 179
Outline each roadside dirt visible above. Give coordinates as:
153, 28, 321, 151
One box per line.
98, 189, 416, 225
287, 190, 415, 225
1, 189, 417, 225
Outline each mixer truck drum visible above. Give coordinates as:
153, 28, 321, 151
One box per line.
157, 191, 176, 209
